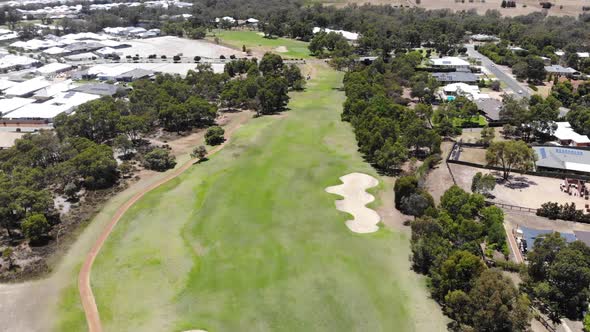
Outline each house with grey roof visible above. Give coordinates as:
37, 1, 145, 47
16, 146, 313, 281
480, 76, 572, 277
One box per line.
534, 146, 590, 174
432, 71, 478, 84
545, 65, 580, 78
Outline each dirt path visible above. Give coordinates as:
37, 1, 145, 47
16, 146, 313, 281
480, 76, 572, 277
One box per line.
424, 141, 455, 204
79, 112, 253, 332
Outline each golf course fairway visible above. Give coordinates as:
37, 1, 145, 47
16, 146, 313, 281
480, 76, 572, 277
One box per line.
55, 63, 446, 332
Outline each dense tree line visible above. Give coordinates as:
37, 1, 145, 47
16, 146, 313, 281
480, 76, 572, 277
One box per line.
0, 131, 117, 243
499, 94, 562, 142
342, 55, 440, 174
0, 57, 297, 259
221, 54, 302, 115
410, 185, 526, 331
524, 233, 590, 321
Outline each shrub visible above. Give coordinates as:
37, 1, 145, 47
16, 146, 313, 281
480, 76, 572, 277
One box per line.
205, 126, 225, 145
143, 148, 176, 171
22, 214, 50, 243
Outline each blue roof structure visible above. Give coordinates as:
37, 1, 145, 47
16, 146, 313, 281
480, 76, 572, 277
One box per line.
520, 226, 576, 250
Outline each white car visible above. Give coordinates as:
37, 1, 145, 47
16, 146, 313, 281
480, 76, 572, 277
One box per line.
518, 90, 523, 94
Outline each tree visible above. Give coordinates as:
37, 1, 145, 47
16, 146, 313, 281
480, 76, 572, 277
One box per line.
480, 125, 495, 145
411, 216, 452, 274
21, 214, 50, 243
394, 175, 418, 208
469, 269, 531, 332
259, 53, 284, 77
68, 142, 118, 189
114, 134, 133, 158
191, 145, 207, 160
431, 250, 486, 301
526, 55, 547, 83
143, 148, 176, 171
256, 76, 289, 115
440, 185, 484, 219
2, 247, 14, 270
374, 139, 408, 173
205, 126, 225, 145
400, 193, 431, 219
486, 140, 535, 180
471, 172, 496, 195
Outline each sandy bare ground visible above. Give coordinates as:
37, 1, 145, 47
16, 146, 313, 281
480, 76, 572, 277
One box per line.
326, 173, 381, 233
0, 111, 254, 332
424, 141, 455, 204
457, 127, 506, 144
121, 36, 245, 59
326, 0, 587, 16
450, 163, 590, 210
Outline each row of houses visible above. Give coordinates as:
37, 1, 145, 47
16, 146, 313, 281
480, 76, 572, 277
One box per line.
0, 76, 121, 124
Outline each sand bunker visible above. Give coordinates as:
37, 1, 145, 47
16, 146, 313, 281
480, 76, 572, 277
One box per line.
325, 173, 381, 234
274, 46, 288, 53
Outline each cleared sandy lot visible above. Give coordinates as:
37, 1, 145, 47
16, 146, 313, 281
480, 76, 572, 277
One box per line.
120, 36, 246, 59
97, 62, 225, 75
324, 0, 587, 16
450, 163, 590, 210
326, 172, 381, 233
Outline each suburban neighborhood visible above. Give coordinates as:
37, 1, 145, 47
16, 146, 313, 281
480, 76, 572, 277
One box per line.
0, 0, 589, 332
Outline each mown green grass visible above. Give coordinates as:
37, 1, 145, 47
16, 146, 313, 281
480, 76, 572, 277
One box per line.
55, 64, 446, 332
453, 115, 488, 127
210, 30, 311, 59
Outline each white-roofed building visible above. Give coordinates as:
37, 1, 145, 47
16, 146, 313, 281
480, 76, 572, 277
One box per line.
553, 122, 590, 147
0, 32, 19, 42
430, 57, 470, 69
36, 63, 74, 75
215, 16, 236, 24
0, 97, 35, 115
43, 46, 67, 55
87, 64, 134, 80
0, 79, 18, 91
0, 55, 40, 72
577, 52, 590, 59
4, 103, 66, 121
95, 47, 121, 57
64, 52, 97, 61
4, 77, 51, 97
33, 80, 73, 100
43, 91, 100, 113
439, 83, 489, 101
312, 27, 359, 41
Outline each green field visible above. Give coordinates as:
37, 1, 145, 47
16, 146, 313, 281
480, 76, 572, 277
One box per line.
453, 115, 488, 127
56, 63, 445, 332
210, 30, 311, 59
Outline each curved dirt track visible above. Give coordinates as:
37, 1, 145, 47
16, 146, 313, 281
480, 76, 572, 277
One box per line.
325, 172, 381, 233
78, 117, 250, 332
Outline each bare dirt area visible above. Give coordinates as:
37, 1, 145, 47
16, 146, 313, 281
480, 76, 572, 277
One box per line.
457, 146, 487, 164
121, 36, 245, 59
505, 210, 590, 233
424, 141, 456, 204
376, 176, 413, 233
148, 110, 254, 157
322, 0, 586, 16
0, 280, 57, 332
450, 163, 590, 210
457, 127, 506, 144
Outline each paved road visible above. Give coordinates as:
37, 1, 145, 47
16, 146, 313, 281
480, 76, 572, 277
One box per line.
465, 44, 531, 99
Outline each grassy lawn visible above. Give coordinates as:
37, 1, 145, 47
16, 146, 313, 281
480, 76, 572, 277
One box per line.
453, 115, 488, 127
55, 64, 445, 332
209, 30, 311, 59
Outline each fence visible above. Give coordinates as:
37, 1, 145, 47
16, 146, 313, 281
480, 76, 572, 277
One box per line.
486, 201, 537, 214
447, 142, 590, 182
